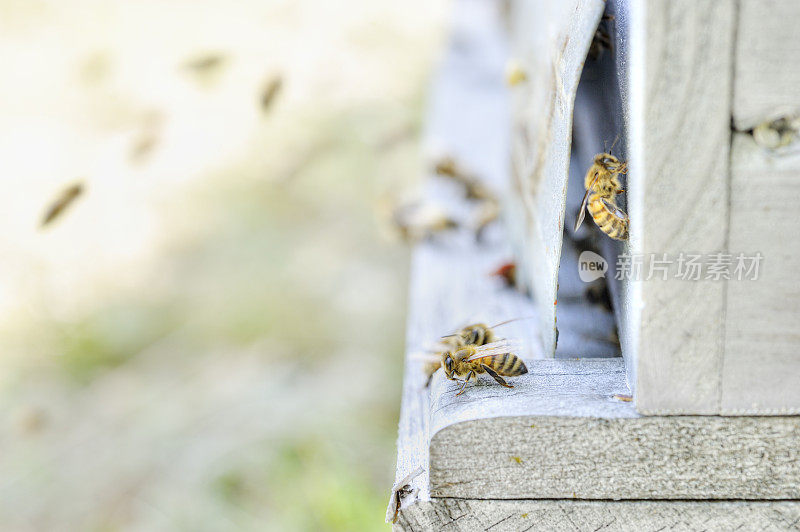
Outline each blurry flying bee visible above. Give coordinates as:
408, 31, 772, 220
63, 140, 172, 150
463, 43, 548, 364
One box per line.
575, 151, 629, 240
184, 53, 226, 72
441, 340, 528, 395
505, 60, 528, 86
260, 75, 283, 113
433, 157, 494, 202
129, 111, 163, 164
390, 201, 458, 243
183, 53, 228, 88
40, 181, 85, 228
474, 197, 500, 241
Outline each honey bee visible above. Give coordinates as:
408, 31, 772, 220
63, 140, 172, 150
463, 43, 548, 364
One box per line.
421, 318, 532, 388
390, 201, 458, 243
260, 75, 283, 112
505, 60, 528, 86
433, 157, 494, 202
575, 152, 629, 240
40, 181, 85, 228
442, 322, 498, 347
474, 197, 500, 241
442, 340, 528, 395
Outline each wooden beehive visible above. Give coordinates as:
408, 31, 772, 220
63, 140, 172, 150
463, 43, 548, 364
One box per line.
388, 0, 800, 528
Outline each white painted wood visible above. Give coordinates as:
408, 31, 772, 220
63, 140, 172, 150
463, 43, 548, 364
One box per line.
733, 0, 800, 130
391, 1, 800, 526
428, 369, 800, 499
506, 0, 606, 357
720, 133, 800, 414
625, 0, 737, 414
395, 499, 800, 532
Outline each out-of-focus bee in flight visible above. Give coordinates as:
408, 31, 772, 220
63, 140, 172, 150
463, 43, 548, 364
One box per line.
40, 181, 85, 228
432, 156, 501, 240
474, 196, 500, 242
184, 53, 226, 73
130, 111, 163, 164
438, 340, 528, 395
575, 151, 629, 240
389, 200, 458, 243
260, 75, 283, 113
433, 157, 494, 202
505, 59, 528, 86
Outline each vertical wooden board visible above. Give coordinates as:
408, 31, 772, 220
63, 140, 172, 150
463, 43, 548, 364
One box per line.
506, 0, 605, 357
632, 0, 736, 414
733, 0, 800, 130
721, 133, 800, 414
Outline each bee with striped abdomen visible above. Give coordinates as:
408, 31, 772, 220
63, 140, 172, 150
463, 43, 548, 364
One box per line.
575, 152, 629, 240
442, 340, 528, 395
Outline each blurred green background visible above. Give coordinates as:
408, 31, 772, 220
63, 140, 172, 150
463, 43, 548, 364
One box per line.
0, 1, 447, 529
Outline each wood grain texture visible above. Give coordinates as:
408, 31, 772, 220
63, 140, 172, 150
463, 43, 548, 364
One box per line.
733, 0, 800, 130
429, 410, 800, 500
506, 0, 606, 357
720, 133, 800, 414
395, 499, 800, 532
630, 0, 737, 414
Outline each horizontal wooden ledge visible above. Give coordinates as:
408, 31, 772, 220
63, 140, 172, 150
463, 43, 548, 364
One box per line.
395, 498, 800, 532
428, 358, 800, 501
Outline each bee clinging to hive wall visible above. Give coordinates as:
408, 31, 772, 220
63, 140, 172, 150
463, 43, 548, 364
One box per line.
575, 151, 629, 240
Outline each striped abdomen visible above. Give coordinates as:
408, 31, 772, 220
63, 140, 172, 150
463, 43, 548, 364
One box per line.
476, 353, 528, 376
588, 193, 629, 240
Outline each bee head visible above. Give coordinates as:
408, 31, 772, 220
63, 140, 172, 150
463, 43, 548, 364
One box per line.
443, 354, 455, 378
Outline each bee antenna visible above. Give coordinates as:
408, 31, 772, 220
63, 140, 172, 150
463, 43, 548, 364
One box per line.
440, 333, 457, 339
489, 316, 537, 329
609, 134, 620, 154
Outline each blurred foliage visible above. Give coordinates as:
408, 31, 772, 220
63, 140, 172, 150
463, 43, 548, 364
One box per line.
0, 0, 445, 529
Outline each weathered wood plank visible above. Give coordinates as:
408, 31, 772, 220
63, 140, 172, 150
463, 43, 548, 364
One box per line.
427, 358, 800, 501
396, 499, 800, 532
720, 133, 800, 414
628, 0, 737, 414
733, 0, 800, 130
506, 0, 606, 357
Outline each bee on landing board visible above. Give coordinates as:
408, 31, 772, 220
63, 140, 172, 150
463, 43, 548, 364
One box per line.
419, 319, 533, 391
441, 340, 528, 395
575, 152, 629, 240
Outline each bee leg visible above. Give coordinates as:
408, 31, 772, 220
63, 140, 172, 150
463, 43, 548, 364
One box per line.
482, 365, 513, 388
455, 371, 475, 396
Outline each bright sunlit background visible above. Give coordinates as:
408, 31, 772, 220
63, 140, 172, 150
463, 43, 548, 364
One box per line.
0, 1, 448, 529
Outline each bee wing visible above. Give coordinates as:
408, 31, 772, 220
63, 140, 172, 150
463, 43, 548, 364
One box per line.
574, 172, 600, 231
465, 339, 521, 361
600, 198, 628, 220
